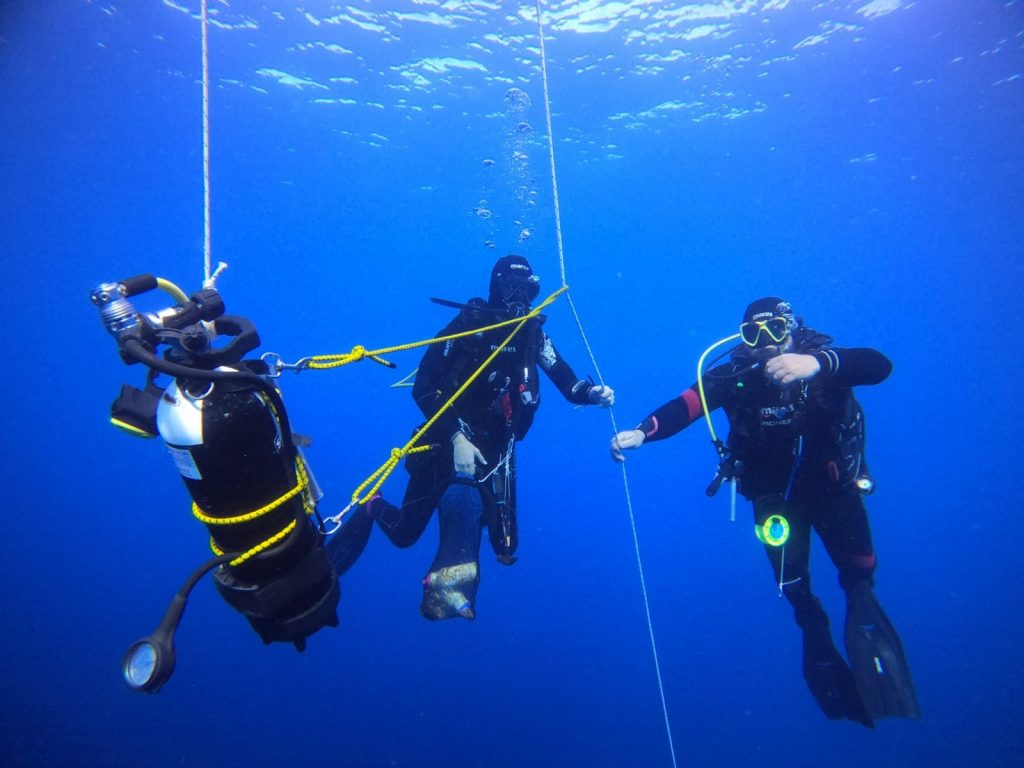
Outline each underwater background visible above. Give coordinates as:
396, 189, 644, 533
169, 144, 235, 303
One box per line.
2, 1, 1022, 766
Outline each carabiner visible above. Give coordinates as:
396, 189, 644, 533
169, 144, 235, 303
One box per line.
260, 352, 312, 378
320, 501, 356, 536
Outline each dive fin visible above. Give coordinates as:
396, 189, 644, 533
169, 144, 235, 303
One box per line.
420, 480, 483, 621
421, 563, 478, 621
803, 625, 874, 728
844, 584, 921, 720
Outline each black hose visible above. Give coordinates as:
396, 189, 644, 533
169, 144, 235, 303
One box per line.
120, 336, 295, 456
177, 553, 234, 599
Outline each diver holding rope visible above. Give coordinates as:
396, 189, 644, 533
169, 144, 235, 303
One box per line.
328, 255, 614, 620
610, 297, 919, 728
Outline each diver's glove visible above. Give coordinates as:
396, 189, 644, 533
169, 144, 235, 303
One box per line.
610, 428, 644, 462
452, 432, 487, 476
588, 384, 616, 408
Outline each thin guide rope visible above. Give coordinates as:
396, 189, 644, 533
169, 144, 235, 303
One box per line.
533, 4, 678, 767
201, 0, 212, 284
533, 0, 567, 290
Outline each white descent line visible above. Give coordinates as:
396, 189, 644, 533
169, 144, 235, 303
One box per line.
533, 3, 679, 768
201, 0, 212, 285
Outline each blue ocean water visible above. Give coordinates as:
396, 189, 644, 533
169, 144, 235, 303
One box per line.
1, 1, 1022, 766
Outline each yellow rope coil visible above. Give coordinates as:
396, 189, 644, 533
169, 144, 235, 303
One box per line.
347, 287, 567, 506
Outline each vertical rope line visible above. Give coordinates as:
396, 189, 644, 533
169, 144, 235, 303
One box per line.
533, 4, 678, 767
533, 0, 567, 289
201, 0, 212, 284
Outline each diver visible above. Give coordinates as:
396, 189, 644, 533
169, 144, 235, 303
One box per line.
329, 254, 614, 620
610, 297, 919, 728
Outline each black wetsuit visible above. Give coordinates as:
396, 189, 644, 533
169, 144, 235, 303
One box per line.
331, 299, 595, 573
636, 328, 892, 631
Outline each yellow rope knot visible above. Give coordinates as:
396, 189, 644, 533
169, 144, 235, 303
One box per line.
308, 345, 395, 371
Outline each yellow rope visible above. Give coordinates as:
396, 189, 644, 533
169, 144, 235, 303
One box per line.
306, 287, 567, 371
195, 456, 314, 567
347, 286, 567, 506
192, 476, 304, 526
210, 519, 298, 567
306, 345, 394, 370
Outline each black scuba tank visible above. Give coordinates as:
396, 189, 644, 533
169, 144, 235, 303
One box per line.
157, 370, 339, 648
94, 276, 341, 680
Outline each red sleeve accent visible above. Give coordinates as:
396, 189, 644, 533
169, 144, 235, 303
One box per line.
681, 388, 703, 424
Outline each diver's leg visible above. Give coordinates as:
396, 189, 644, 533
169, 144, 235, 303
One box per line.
819, 491, 920, 720
816, 487, 876, 591
328, 464, 444, 573
374, 467, 445, 549
755, 495, 872, 727
325, 500, 376, 575
754, 494, 812, 609
420, 474, 485, 621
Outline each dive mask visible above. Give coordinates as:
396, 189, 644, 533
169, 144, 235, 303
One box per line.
740, 316, 790, 348
497, 273, 540, 306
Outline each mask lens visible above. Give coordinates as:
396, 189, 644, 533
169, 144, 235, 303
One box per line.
525, 275, 540, 302
765, 317, 789, 343
740, 322, 762, 347
501, 274, 539, 305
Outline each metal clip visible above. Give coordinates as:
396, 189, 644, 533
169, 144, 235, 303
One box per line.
260, 352, 312, 378
320, 501, 356, 536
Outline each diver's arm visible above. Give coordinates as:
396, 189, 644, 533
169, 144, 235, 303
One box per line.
538, 332, 613, 406
809, 347, 892, 387
636, 385, 706, 442
611, 383, 711, 461
764, 347, 892, 388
